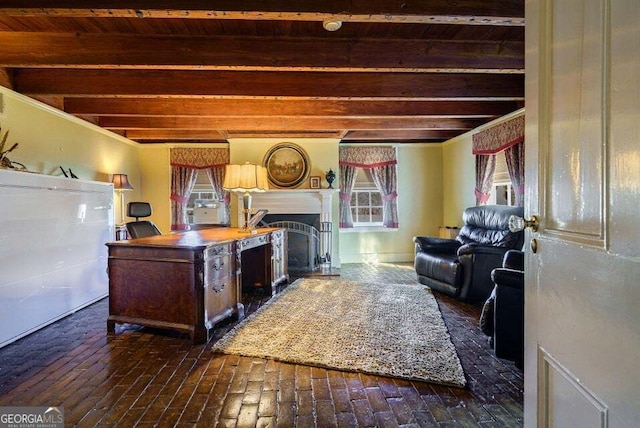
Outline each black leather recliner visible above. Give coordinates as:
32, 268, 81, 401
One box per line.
491, 249, 524, 369
413, 205, 524, 302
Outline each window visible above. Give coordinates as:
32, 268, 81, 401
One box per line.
186, 171, 227, 224
351, 190, 383, 226
489, 182, 515, 206
338, 146, 398, 229
488, 155, 515, 206
350, 168, 384, 227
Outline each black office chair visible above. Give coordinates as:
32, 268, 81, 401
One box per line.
125, 202, 162, 239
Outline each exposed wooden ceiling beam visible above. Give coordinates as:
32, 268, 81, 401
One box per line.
123, 129, 228, 141
14, 69, 524, 100
98, 116, 484, 131
28, 94, 64, 110
0, 67, 12, 88
0, 1, 525, 26
0, 32, 524, 73
63, 98, 520, 117
343, 130, 462, 141
221, 131, 345, 139
121, 129, 460, 143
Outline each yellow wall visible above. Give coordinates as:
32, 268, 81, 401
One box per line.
441, 133, 476, 227
339, 144, 443, 263
0, 86, 140, 225
137, 145, 172, 233
227, 138, 339, 184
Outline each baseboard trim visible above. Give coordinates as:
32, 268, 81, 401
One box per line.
339, 252, 414, 264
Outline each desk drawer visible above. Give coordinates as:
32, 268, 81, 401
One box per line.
205, 254, 233, 282
204, 275, 237, 328
240, 234, 270, 251
204, 243, 232, 259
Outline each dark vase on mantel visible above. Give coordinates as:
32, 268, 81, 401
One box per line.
325, 169, 336, 189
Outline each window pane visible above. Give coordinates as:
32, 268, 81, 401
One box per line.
357, 192, 369, 205
351, 208, 357, 221
357, 208, 370, 220
370, 192, 382, 206
188, 193, 199, 206
495, 185, 509, 205
371, 207, 383, 223
351, 193, 357, 205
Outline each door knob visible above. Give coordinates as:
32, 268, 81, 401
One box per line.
509, 215, 539, 232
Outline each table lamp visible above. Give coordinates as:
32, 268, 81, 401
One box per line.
111, 173, 133, 226
222, 163, 269, 232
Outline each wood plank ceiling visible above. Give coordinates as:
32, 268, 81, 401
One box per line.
0, 1, 524, 144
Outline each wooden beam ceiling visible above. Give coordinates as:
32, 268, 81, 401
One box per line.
0, 1, 525, 144
13, 69, 524, 99
0, 1, 525, 26
0, 32, 524, 73
63, 99, 520, 117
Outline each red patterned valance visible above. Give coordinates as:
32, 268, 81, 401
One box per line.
472, 115, 524, 155
170, 148, 229, 168
339, 146, 397, 168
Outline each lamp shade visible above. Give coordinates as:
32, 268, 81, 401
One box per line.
223, 164, 269, 192
111, 173, 133, 191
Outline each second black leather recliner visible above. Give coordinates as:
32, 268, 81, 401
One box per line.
479, 249, 524, 369
493, 249, 524, 369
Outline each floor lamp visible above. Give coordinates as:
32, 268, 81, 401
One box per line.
111, 173, 133, 226
222, 163, 269, 232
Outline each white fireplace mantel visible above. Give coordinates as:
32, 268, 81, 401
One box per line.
236, 189, 336, 225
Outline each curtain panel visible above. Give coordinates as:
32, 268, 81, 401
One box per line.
504, 142, 525, 206
170, 166, 198, 230
205, 166, 230, 222
169, 148, 230, 230
369, 164, 399, 228
338, 165, 358, 228
475, 155, 496, 205
339, 146, 399, 228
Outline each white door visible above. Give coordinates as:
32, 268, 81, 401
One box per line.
524, 0, 640, 427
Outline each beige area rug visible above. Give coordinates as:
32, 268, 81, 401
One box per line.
212, 278, 466, 387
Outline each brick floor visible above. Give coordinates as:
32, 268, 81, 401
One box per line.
0, 263, 523, 427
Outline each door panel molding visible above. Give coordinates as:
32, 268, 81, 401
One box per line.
541, 0, 610, 248
539, 347, 608, 428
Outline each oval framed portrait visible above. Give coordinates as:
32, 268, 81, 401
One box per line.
263, 142, 311, 188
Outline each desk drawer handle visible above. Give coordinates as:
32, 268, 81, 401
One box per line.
211, 282, 225, 293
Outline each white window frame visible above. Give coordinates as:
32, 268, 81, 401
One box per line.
351, 187, 384, 227
186, 171, 226, 225
488, 180, 515, 206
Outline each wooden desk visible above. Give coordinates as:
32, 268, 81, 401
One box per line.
106, 227, 288, 343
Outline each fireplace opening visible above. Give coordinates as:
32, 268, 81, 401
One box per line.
261, 214, 329, 272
